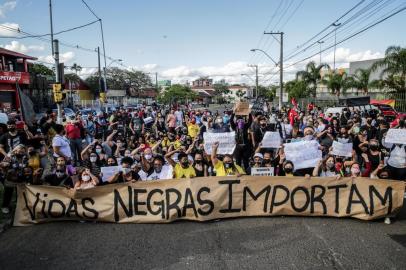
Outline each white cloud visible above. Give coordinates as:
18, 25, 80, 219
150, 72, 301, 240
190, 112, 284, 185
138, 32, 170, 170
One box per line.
1, 40, 45, 53
0, 22, 19, 37
0, 1, 17, 18
38, 51, 75, 64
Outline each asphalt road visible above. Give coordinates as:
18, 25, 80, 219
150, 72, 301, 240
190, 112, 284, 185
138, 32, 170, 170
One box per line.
1, 205, 406, 270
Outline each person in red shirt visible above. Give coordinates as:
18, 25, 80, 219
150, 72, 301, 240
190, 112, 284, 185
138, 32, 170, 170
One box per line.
65, 116, 83, 165
307, 102, 314, 113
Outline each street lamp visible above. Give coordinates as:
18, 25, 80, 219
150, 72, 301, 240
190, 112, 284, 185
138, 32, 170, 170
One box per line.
107, 59, 123, 68
317, 41, 324, 65
250, 49, 278, 66
332, 22, 341, 71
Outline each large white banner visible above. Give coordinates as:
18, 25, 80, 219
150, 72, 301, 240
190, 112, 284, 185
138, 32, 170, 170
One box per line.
284, 140, 322, 170
203, 132, 236, 155
261, 131, 282, 148
331, 141, 353, 157
385, 129, 406, 145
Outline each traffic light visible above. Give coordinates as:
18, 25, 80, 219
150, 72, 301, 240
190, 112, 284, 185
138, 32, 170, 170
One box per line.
52, 83, 66, 103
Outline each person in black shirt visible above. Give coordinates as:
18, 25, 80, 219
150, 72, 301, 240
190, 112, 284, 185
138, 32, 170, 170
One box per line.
252, 116, 272, 148
0, 120, 32, 157
107, 156, 140, 183
43, 165, 74, 188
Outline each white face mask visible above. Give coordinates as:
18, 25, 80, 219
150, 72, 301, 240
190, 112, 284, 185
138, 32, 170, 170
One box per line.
56, 172, 65, 178
82, 175, 91, 181
304, 135, 314, 141
144, 154, 152, 160
90, 157, 97, 163
122, 167, 131, 174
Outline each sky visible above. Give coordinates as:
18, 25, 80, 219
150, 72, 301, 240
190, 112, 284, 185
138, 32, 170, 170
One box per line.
0, 0, 405, 85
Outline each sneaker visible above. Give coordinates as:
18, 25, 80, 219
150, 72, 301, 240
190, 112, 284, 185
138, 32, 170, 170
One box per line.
384, 217, 391, 225
1, 207, 10, 214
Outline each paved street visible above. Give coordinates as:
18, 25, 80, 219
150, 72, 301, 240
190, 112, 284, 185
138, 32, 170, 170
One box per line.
1, 205, 406, 270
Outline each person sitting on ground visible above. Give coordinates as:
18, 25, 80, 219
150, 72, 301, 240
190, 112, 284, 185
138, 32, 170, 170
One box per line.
165, 148, 196, 179
74, 168, 99, 190
108, 156, 140, 183
211, 141, 245, 177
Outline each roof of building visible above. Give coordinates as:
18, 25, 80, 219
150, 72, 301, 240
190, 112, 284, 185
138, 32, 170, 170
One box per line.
0, 47, 37, 60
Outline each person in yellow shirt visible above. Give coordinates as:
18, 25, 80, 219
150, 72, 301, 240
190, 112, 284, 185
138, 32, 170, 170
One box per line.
165, 148, 196, 179
211, 141, 245, 176
186, 116, 200, 139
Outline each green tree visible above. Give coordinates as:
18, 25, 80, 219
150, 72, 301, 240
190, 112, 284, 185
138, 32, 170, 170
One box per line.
236, 89, 245, 100
29, 63, 54, 76
371, 45, 406, 93
213, 83, 230, 103
348, 68, 372, 95
158, 84, 196, 104
257, 85, 275, 101
296, 61, 329, 97
64, 73, 81, 84
70, 63, 82, 75
322, 71, 352, 97
84, 75, 101, 94
285, 80, 307, 99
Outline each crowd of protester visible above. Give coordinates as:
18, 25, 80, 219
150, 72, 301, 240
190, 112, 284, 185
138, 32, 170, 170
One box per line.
0, 101, 405, 222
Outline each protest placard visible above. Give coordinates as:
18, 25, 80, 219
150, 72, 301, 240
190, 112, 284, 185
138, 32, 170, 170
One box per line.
143, 116, 154, 124
331, 141, 353, 157
234, 102, 251, 115
251, 167, 274, 176
384, 129, 406, 145
284, 140, 322, 170
14, 176, 405, 226
101, 166, 121, 182
261, 132, 282, 148
203, 131, 236, 155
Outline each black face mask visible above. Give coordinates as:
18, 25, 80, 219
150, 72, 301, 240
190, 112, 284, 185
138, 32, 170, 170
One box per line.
224, 162, 233, 169
284, 167, 293, 173
8, 127, 16, 132
369, 145, 379, 151
29, 151, 36, 156
15, 153, 24, 158
181, 161, 189, 168
264, 159, 271, 164
195, 160, 203, 164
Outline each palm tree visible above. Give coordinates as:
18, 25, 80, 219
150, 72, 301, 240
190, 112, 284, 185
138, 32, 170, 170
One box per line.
371, 46, 406, 93
70, 63, 82, 75
296, 61, 329, 97
348, 68, 372, 95
322, 71, 352, 97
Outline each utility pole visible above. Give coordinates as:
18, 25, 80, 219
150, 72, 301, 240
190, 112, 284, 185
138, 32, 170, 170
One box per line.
49, 0, 62, 123
53, 39, 62, 123
248, 64, 258, 99
97, 46, 102, 95
155, 72, 158, 92
264, 31, 283, 109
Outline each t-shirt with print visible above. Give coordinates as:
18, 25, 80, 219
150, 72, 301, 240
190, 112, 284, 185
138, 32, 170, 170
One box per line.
0, 132, 27, 153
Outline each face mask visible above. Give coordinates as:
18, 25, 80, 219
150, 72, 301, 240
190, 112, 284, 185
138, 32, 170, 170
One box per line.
181, 161, 189, 168
353, 127, 360, 134
195, 160, 203, 164
108, 163, 116, 166
29, 151, 36, 156
284, 167, 293, 174
369, 144, 379, 151
351, 168, 360, 175
224, 163, 232, 169
154, 166, 162, 173
145, 154, 152, 160
125, 153, 131, 157
304, 135, 313, 141
326, 162, 335, 169
82, 175, 91, 181
56, 172, 65, 178
122, 168, 131, 174
90, 157, 97, 163
95, 149, 102, 154
264, 159, 271, 164
15, 153, 24, 158
8, 127, 16, 132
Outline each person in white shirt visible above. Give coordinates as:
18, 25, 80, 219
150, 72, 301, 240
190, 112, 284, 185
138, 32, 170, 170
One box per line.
146, 156, 173, 180
52, 124, 72, 161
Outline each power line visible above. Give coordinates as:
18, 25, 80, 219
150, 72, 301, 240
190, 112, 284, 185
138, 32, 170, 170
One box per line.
284, 0, 388, 61
284, 5, 406, 70
0, 19, 100, 39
